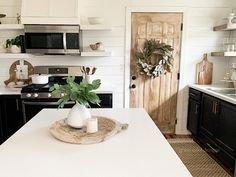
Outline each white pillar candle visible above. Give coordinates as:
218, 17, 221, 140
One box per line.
86, 118, 98, 133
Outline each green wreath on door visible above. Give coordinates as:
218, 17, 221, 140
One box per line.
136, 39, 174, 78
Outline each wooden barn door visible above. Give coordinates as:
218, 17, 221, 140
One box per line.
130, 12, 183, 134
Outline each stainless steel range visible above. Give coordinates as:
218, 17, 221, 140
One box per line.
21, 65, 113, 123
21, 66, 83, 122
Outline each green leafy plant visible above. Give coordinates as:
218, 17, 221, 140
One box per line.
49, 76, 101, 108
5, 35, 21, 48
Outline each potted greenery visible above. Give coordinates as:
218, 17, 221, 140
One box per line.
49, 76, 101, 128
5, 35, 22, 53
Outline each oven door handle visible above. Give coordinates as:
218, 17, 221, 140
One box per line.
22, 101, 75, 106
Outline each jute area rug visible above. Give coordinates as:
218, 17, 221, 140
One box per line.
167, 138, 231, 177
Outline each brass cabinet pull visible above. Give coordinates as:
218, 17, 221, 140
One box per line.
195, 104, 198, 114
190, 93, 196, 97
212, 102, 215, 114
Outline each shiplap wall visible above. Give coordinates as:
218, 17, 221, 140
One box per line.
0, 0, 235, 133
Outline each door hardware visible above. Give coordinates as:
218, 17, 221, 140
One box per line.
131, 75, 137, 80
130, 84, 136, 89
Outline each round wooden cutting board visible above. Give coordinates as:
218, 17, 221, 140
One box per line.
50, 116, 128, 144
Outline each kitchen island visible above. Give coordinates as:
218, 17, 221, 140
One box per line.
0, 108, 191, 177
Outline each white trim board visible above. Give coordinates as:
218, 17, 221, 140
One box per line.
124, 6, 189, 134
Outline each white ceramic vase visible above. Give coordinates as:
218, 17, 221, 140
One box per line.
10, 45, 21, 53
67, 103, 91, 128
66, 102, 91, 128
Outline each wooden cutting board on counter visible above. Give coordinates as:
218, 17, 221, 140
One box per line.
4, 60, 34, 86
196, 53, 213, 85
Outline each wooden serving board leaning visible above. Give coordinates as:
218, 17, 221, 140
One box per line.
4, 60, 33, 86
196, 53, 213, 85
50, 116, 128, 144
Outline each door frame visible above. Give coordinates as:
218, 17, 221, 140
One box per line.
124, 7, 189, 134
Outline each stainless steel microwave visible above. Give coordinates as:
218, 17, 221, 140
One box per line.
24, 25, 80, 54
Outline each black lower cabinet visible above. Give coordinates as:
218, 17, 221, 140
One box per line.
0, 108, 4, 144
0, 95, 24, 144
187, 88, 201, 136
199, 94, 219, 138
190, 92, 236, 175
216, 101, 236, 157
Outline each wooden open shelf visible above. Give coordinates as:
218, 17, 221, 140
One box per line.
213, 24, 236, 31
0, 53, 32, 59
0, 24, 24, 30
81, 51, 111, 57
80, 25, 111, 31
211, 52, 236, 57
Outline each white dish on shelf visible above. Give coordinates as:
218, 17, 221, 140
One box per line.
88, 17, 103, 25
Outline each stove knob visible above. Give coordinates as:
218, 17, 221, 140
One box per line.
60, 93, 65, 97
33, 93, 39, 98
48, 93, 52, 98
26, 93, 31, 98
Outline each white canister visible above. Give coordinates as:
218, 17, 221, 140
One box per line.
86, 118, 98, 133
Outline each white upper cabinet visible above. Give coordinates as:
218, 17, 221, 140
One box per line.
21, 0, 50, 17
21, 0, 79, 24
50, 0, 78, 17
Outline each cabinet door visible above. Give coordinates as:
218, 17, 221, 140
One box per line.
90, 94, 113, 108
0, 107, 4, 144
21, 0, 50, 17
216, 101, 236, 157
200, 94, 219, 138
50, 0, 78, 17
0, 95, 24, 141
187, 99, 199, 135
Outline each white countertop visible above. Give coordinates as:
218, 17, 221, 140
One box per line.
0, 108, 191, 177
0, 85, 21, 95
189, 84, 236, 105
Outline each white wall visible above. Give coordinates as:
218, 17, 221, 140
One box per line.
0, 0, 235, 134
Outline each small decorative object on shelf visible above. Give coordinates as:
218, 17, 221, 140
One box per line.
49, 76, 101, 128
136, 39, 174, 78
0, 14, 6, 24
16, 13, 21, 24
89, 42, 104, 51
5, 35, 22, 53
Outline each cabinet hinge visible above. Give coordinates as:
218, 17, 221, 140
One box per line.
181, 23, 183, 31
